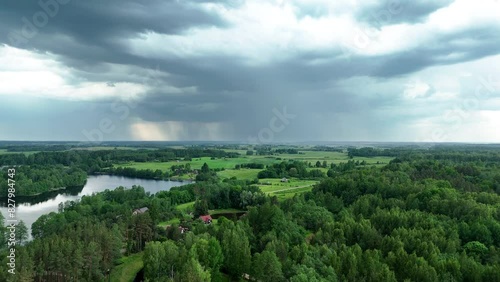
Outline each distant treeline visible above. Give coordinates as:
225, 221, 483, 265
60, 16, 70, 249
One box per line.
274, 148, 299, 154
345, 146, 500, 161
347, 147, 395, 157
310, 146, 344, 152
107, 167, 165, 180
257, 161, 325, 179
236, 163, 265, 169
3, 145, 72, 152
0, 148, 240, 169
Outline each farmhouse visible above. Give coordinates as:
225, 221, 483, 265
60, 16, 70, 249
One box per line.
178, 226, 189, 234
199, 215, 212, 224
132, 207, 149, 215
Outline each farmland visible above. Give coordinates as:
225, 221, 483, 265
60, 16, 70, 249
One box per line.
0, 149, 39, 155
113, 149, 393, 182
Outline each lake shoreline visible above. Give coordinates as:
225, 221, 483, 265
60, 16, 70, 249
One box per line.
0, 184, 85, 198
0, 175, 193, 241
94, 172, 195, 182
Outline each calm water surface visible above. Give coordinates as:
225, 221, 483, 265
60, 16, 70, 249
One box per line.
0, 175, 192, 238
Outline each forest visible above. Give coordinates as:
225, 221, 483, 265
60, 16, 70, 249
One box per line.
0, 145, 499, 281
0, 165, 87, 196
257, 161, 326, 179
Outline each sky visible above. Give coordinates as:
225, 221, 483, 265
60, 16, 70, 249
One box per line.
0, 0, 499, 143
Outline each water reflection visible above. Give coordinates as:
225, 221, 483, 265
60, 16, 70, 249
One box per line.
0, 175, 192, 238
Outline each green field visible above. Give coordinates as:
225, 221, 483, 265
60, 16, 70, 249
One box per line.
176, 201, 195, 212
109, 252, 143, 282
216, 168, 261, 180
268, 151, 392, 166
113, 150, 393, 183
157, 218, 180, 228
255, 178, 318, 201
115, 156, 272, 181
116, 152, 391, 173
274, 186, 313, 194
272, 185, 315, 200
72, 146, 156, 151
116, 156, 274, 170
257, 178, 317, 193
0, 149, 40, 155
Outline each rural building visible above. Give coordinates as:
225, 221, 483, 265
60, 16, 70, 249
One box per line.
178, 226, 189, 234
199, 215, 212, 224
132, 207, 149, 215
281, 177, 289, 183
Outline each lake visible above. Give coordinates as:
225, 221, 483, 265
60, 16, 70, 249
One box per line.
0, 175, 192, 239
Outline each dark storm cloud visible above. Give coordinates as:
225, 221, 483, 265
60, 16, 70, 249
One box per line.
356, 0, 454, 26
0, 0, 228, 73
1, 0, 499, 141
371, 27, 500, 77
1, 0, 495, 90
0, 0, 227, 46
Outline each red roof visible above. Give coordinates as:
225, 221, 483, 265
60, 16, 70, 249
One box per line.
199, 215, 212, 222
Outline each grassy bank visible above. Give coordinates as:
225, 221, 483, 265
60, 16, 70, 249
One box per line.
109, 252, 143, 282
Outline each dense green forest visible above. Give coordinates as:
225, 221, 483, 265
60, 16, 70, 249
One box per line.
0, 165, 87, 196
257, 161, 326, 179
1, 146, 500, 281
0, 148, 240, 168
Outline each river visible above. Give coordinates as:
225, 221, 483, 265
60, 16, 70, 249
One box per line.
0, 175, 192, 239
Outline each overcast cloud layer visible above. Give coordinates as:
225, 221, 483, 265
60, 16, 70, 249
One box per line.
0, 0, 499, 142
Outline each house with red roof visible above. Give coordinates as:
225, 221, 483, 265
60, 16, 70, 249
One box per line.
199, 215, 212, 224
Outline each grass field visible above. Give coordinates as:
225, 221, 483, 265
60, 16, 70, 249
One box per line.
0, 149, 40, 155
273, 185, 315, 200
216, 168, 261, 180
109, 252, 143, 282
176, 201, 195, 212
114, 150, 393, 182
72, 146, 155, 151
273, 186, 313, 194
257, 178, 318, 193
116, 156, 274, 171
256, 178, 318, 201
157, 218, 180, 228
115, 156, 269, 181
267, 151, 393, 166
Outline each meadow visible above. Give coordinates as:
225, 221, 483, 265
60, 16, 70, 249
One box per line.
109, 252, 144, 282
0, 149, 39, 155
257, 178, 317, 193
115, 156, 274, 171
257, 178, 318, 200
114, 150, 393, 182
